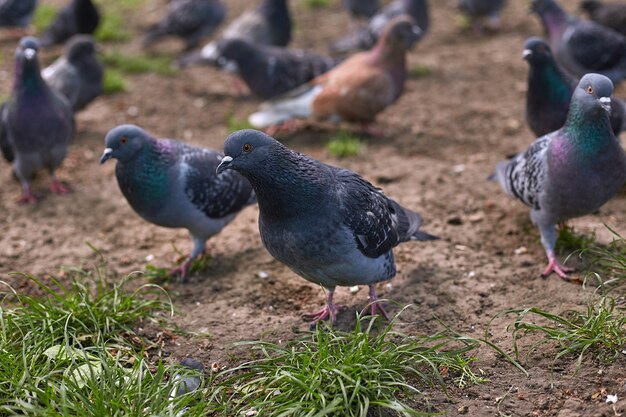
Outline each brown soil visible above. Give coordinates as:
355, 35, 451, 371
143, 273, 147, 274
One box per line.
1, 0, 625, 416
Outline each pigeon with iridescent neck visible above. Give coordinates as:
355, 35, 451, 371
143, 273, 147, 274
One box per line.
217, 129, 438, 325
522, 37, 625, 137
531, 0, 626, 84
493, 73, 626, 281
0, 37, 74, 203
100, 124, 256, 282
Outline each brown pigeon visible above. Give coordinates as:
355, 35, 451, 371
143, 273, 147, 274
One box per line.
248, 15, 421, 132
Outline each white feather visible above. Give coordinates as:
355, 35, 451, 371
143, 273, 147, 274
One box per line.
248, 85, 323, 128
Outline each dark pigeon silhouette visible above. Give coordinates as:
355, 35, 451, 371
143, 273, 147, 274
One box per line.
580, 1, 626, 37
458, 0, 507, 31
0, 0, 37, 28
40, 0, 100, 47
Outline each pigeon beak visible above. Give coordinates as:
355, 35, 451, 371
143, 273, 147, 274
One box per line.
23, 48, 36, 60
222, 60, 239, 74
100, 148, 113, 164
599, 97, 611, 113
405, 25, 422, 49
216, 156, 233, 174
522, 49, 532, 60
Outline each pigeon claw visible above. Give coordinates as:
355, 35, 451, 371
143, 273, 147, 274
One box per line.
50, 180, 72, 195
541, 256, 576, 281
18, 190, 36, 204
169, 258, 192, 283
303, 304, 337, 327
363, 284, 390, 320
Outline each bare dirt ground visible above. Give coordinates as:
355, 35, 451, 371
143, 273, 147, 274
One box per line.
1, 0, 625, 415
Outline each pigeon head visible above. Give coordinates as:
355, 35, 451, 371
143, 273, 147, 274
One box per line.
215, 38, 252, 73
530, 0, 562, 15
101, 124, 154, 164
378, 15, 422, 51
217, 129, 282, 175
65, 35, 98, 62
16, 37, 40, 63
573, 73, 613, 115
522, 37, 553, 64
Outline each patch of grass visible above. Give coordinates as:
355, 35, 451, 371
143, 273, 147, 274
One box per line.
497, 296, 626, 373
302, 0, 330, 8
208, 309, 485, 416
557, 225, 596, 254
102, 50, 176, 76
583, 227, 626, 293
410, 64, 432, 79
226, 114, 254, 134
144, 254, 212, 282
33, 4, 58, 33
0, 257, 185, 414
103, 68, 127, 94
95, 13, 132, 43
326, 130, 363, 158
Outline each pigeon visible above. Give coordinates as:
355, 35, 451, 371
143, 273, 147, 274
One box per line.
249, 16, 421, 131
493, 73, 626, 281
100, 124, 256, 281
531, 0, 626, 84
343, 0, 380, 21
171, 358, 205, 397
177, 0, 291, 67
216, 130, 438, 324
42, 35, 104, 112
523, 37, 625, 137
580, 1, 626, 37
143, 0, 226, 51
330, 0, 429, 54
206, 38, 339, 100
0, 37, 74, 203
39, 0, 100, 47
458, 0, 507, 31
0, 0, 37, 28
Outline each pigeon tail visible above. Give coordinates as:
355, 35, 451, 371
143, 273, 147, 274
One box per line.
410, 231, 439, 241
248, 84, 322, 128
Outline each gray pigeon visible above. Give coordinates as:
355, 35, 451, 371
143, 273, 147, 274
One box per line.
216, 130, 438, 324
493, 73, 626, 281
100, 124, 256, 281
143, 0, 226, 51
42, 35, 104, 112
329, 0, 429, 54
0, 0, 37, 28
202, 38, 338, 99
532, 0, 626, 84
177, 0, 292, 67
343, 0, 380, 21
458, 0, 507, 31
581, 1, 626, 37
172, 358, 205, 397
523, 37, 625, 137
39, 0, 100, 47
0, 37, 74, 203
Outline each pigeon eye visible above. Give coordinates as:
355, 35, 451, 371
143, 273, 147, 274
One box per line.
120, 136, 128, 144
587, 86, 594, 94
242, 143, 252, 152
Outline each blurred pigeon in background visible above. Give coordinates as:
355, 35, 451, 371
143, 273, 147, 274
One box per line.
493, 73, 626, 281
249, 16, 421, 133
0, 0, 37, 29
330, 0, 428, 54
343, 0, 380, 29
43, 35, 104, 112
171, 358, 205, 397
532, 0, 626, 84
100, 124, 256, 281
143, 0, 226, 51
580, 1, 626, 37
0, 37, 74, 204
177, 0, 291, 67
217, 129, 438, 324
205, 38, 338, 99
458, 0, 507, 31
523, 37, 625, 137
40, 0, 100, 47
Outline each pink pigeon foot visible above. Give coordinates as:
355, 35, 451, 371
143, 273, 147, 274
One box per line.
303, 290, 337, 325
541, 255, 576, 281
50, 180, 72, 195
18, 189, 36, 204
362, 284, 390, 320
169, 257, 193, 283
360, 123, 386, 138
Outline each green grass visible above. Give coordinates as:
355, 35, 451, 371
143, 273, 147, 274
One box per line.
409, 64, 432, 79
326, 130, 363, 158
583, 228, 626, 293
102, 51, 176, 76
103, 68, 127, 94
302, 0, 330, 8
226, 114, 254, 134
0, 259, 183, 414
556, 225, 596, 254
33, 4, 58, 33
497, 296, 626, 373
93, 0, 147, 43
207, 309, 486, 416
144, 253, 213, 282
